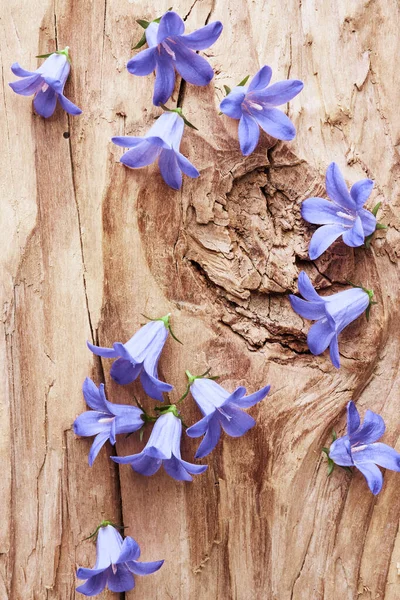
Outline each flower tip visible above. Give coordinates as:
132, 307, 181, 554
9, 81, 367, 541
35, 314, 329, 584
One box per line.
308, 249, 320, 260
288, 294, 296, 307
213, 21, 223, 35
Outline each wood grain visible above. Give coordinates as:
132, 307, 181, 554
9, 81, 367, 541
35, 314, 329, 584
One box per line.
1, 0, 399, 598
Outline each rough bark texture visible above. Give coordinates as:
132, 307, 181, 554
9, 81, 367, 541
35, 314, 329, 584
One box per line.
1, 0, 399, 598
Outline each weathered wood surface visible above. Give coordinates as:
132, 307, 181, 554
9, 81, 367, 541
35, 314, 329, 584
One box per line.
1, 0, 400, 598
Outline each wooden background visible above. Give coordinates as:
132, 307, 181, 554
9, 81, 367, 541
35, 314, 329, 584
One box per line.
1, 0, 400, 598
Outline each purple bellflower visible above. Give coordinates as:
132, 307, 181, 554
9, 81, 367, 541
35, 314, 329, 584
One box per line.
185, 373, 271, 458
87, 315, 174, 401
328, 401, 400, 495
73, 378, 144, 466
76, 523, 164, 596
9, 47, 81, 118
219, 65, 303, 156
112, 407, 208, 481
301, 162, 377, 259
112, 111, 199, 190
289, 271, 373, 368
127, 11, 223, 106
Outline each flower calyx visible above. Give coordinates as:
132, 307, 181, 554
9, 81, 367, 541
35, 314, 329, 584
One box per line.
84, 520, 127, 541
346, 281, 377, 321
322, 430, 337, 476
141, 312, 182, 344
133, 8, 173, 49
178, 368, 220, 403
223, 75, 250, 96
159, 104, 198, 130
36, 46, 71, 63
365, 202, 388, 249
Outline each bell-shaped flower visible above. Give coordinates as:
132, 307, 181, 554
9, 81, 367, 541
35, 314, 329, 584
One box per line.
127, 11, 223, 106
219, 65, 303, 156
186, 375, 270, 458
112, 111, 199, 190
87, 316, 174, 401
112, 407, 207, 481
289, 272, 372, 368
301, 162, 377, 259
73, 378, 144, 466
9, 47, 81, 118
76, 523, 164, 596
329, 401, 400, 495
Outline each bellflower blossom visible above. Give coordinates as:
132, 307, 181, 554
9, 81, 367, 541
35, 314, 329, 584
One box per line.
289, 272, 372, 368
127, 11, 223, 106
9, 48, 81, 118
112, 111, 199, 190
219, 65, 303, 155
73, 378, 144, 466
76, 523, 164, 595
87, 316, 173, 401
112, 408, 208, 481
301, 162, 377, 259
186, 375, 271, 458
329, 401, 400, 495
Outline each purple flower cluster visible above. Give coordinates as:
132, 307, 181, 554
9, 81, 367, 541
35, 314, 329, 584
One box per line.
10, 7, 395, 598
75, 315, 270, 476
74, 312, 270, 594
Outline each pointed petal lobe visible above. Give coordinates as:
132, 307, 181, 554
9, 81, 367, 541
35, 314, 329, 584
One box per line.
325, 162, 355, 210
248, 66, 273, 92
301, 197, 354, 226
33, 87, 57, 117
341, 215, 365, 247
193, 417, 221, 458
173, 41, 214, 86
329, 437, 353, 466
346, 401, 361, 437
127, 47, 157, 76
153, 52, 176, 106
238, 112, 260, 155
220, 87, 246, 119
158, 149, 182, 189
157, 11, 185, 43
289, 295, 326, 321
251, 79, 303, 106
350, 178, 374, 210
307, 318, 335, 355
232, 384, 270, 409
350, 409, 386, 445
250, 107, 296, 141
297, 271, 322, 302
308, 224, 345, 259
127, 559, 164, 576
353, 443, 400, 471
180, 21, 223, 50
356, 462, 383, 495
